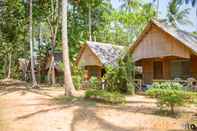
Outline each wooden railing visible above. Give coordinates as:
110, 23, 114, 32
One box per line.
133, 79, 142, 91
153, 79, 188, 84
153, 79, 197, 91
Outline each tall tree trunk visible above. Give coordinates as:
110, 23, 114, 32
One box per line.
47, 53, 56, 85
38, 23, 42, 83
88, 2, 92, 41
51, 56, 56, 84
29, 0, 38, 88
50, 33, 56, 85
7, 53, 12, 79
3, 57, 8, 78
62, 0, 76, 96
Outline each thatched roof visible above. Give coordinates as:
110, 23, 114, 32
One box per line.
77, 41, 125, 66
129, 20, 197, 55
45, 52, 63, 72
54, 53, 63, 64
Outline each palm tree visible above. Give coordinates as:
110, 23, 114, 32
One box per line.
182, 0, 197, 31
62, 0, 76, 96
88, 2, 92, 41
167, 0, 192, 27
7, 53, 12, 79
152, 0, 160, 18
29, 0, 38, 88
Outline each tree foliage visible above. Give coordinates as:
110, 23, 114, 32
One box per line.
167, 0, 192, 27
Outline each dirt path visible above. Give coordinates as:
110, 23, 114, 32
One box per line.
0, 79, 196, 131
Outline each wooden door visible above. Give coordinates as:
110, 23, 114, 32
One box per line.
154, 61, 163, 79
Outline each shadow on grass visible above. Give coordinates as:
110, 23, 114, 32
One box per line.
0, 86, 56, 98
70, 104, 185, 131
15, 104, 73, 120
154, 109, 182, 118
52, 94, 196, 118
51, 95, 98, 108
15, 95, 97, 121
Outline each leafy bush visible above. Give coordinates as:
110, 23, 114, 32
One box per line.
146, 82, 195, 114
85, 89, 126, 104
151, 82, 183, 90
72, 75, 82, 89
72, 65, 83, 90
104, 53, 135, 94
88, 77, 101, 89
127, 82, 135, 95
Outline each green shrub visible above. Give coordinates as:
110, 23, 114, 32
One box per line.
127, 82, 135, 95
104, 53, 135, 94
85, 89, 126, 104
72, 65, 83, 90
151, 82, 183, 90
89, 77, 101, 89
146, 82, 195, 114
72, 75, 82, 89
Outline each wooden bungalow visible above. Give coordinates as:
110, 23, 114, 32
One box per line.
129, 20, 197, 84
76, 41, 124, 79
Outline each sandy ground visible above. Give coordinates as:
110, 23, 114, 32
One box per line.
0, 79, 196, 131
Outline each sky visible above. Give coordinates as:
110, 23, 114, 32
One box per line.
111, 0, 197, 32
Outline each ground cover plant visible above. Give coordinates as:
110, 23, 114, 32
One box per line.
85, 89, 126, 104
146, 82, 197, 114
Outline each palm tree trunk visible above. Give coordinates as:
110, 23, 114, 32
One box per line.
51, 33, 56, 85
38, 23, 42, 83
62, 0, 76, 96
7, 53, 12, 79
88, 2, 92, 41
29, 0, 38, 88
51, 54, 56, 84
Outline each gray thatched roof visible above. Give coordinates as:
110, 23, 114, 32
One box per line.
86, 41, 125, 66
152, 20, 197, 54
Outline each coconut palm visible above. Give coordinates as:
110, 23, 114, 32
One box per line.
29, 0, 38, 88
152, 0, 159, 18
62, 0, 76, 96
167, 0, 192, 27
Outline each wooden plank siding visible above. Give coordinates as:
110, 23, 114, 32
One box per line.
138, 57, 195, 84
163, 59, 171, 80
191, 55, 197, 79
132, 25, 191, 62
141, 59, 153, 84
77, 46, 102, 67
130, 20, 197, 84
85, 66, 102, 79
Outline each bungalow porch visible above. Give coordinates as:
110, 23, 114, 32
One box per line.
129, 20, 197, 84
136, 56, 197, 84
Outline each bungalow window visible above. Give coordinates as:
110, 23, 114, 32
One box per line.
170, 60, 191, 79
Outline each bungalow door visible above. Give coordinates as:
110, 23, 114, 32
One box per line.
154, 61, 163, 79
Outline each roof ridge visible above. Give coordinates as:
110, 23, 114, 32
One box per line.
86, 41, 124, 48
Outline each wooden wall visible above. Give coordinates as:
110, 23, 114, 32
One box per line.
141, 59, 153, 84
85, 66, 102, 79
78, 46, 102, 67
141, 56, 197, 84
162, 59, 171, 79
132, 25, 191, 62
141, 58, 171, 84
191, 55, 197, 79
